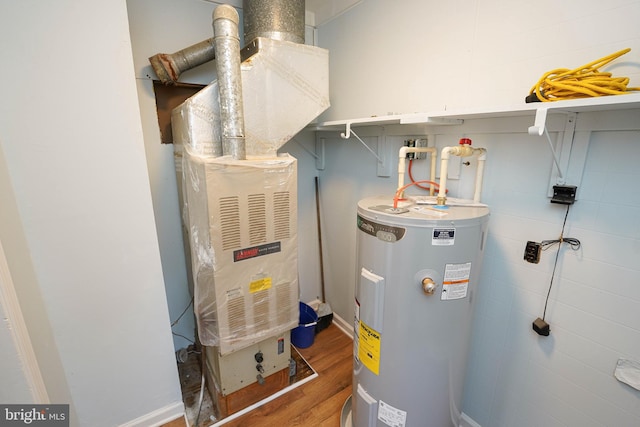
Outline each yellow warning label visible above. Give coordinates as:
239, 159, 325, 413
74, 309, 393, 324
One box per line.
358, 321, 381, 375
249, 277, 272, 293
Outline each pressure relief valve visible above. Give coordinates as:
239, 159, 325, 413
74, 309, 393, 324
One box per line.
436, 138, 487, 207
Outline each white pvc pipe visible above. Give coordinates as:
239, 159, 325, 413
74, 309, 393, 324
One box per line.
397, 146, 437, 197
473, 149, 487, 203
437, 145, 487, 205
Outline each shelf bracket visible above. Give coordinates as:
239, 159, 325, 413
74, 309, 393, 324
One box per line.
341, 125, 383, 163
292, 137, 320, 160
340, 121, 354, 139
527, 107, 550, 137
528, 107, 565, 181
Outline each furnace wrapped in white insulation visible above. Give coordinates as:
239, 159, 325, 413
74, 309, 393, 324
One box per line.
182, 150, 299, 355
170, 35, 329, 356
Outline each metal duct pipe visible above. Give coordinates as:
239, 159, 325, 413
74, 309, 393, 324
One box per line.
149, 0, 305, 83
149, 38, 215, 84
213, 5, 246, 160
243, 0, 305, 44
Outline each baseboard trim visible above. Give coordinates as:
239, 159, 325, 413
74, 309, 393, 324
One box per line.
460, 412, 482, 427
331, 311, 354, 338
119, 401, 185, 427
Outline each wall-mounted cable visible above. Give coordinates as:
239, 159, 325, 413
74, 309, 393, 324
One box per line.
533, 205, 581, 336
171, 296, 194, 327
171, 296, 195, 344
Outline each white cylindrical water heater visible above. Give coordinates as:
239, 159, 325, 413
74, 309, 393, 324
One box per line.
350, 196, 489, 427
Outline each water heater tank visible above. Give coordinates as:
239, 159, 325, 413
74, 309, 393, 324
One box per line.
351, 196, 489, 427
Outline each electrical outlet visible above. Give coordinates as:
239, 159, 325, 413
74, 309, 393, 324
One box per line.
404, 138, 428, 159
524, 241, 541, 264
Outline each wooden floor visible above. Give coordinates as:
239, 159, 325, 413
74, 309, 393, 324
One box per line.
164, 323, 353, 427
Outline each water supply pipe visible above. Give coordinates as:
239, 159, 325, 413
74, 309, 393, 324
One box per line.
397, 146, 437, 197
149, 39, 216, 84
213, 5, 246, 160
437, 138, 487, 206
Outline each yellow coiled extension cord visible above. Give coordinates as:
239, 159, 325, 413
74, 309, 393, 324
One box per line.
528, 48, 640, 102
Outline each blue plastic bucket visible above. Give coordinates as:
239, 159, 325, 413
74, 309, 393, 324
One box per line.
291, 302, 318, 348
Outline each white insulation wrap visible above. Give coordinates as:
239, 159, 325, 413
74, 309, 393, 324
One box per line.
182, 151, 299, 354
171, 37, 329, 158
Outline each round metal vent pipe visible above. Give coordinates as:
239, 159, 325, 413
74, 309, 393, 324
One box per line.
149, 0, 305, 83
243, 0, 305, 44
149, 38, 215, 84
213, 5, 246, 160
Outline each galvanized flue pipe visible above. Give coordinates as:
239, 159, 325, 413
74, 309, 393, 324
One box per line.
243, 0, 305, 44
212, 5, 246, 160
149, 0, 305, 84
148, 38, 215, 84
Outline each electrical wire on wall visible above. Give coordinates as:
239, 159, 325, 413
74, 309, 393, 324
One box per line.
527, 48, 640, 102
171, 297, 195, 345
532, 205, 581, 336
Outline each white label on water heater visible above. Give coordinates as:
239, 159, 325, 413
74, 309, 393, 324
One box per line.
378, 400, 407, 427
441, 262, 472, 300
432, 228, 455, 246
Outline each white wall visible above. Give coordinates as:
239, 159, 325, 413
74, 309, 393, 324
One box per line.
0, 1, 183, 426
318, 0, 640, 120
0, 145, 78, 417
314, 0, 640, 426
